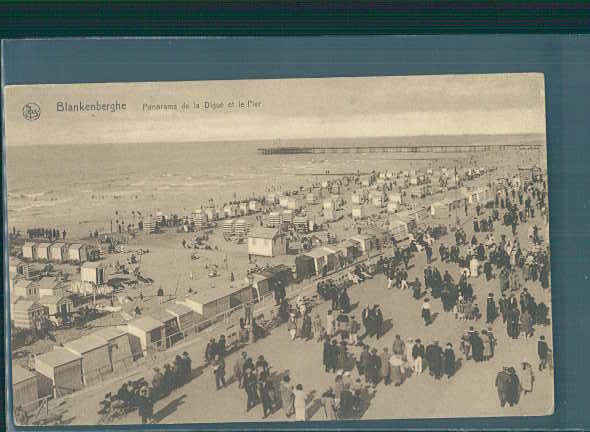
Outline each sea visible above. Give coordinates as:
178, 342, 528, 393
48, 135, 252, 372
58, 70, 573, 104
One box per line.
4, 134, 546, 238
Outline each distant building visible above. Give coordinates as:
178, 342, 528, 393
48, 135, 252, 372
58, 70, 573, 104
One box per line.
248, 227, 287, 257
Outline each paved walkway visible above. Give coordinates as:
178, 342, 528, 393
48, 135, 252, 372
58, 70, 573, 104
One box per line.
49, 208, 553, 425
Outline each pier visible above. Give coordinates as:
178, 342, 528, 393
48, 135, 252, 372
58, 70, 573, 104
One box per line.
257, 143, 542, 155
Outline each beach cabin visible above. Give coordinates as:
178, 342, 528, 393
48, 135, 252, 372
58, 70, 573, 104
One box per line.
306, 192, 319, 204
181, 287, 236, 320
239, 202, 250, 216
249, 265, 292, 300
387, 202, 399, 213
351, 193, 364, 205
248, 227, 287, 257
234, 219, 250, 238
205, 207, 218, 221
9, 259, 29, 277
10, 299, 47, 330
224, 205, 239, 218
81, 261, 107, 285
304, 247, 338, 276
127, 316, 166, 353
37, 278, 65, 298
389, 219, 409, 242
372, 195, 385, 208
285, 197, 302, 210
265, 212, 282, 228
388, 193, 404, 204
282, 210, 293, 223
34, 347, 83, 398
12, 363, 39, 413
152, 309, 183, 348
349, 234, 376, 255
295, 254, 316, 279
68, 244, 87, 263
92, 327, 136, 371
352, 206, 366, 220
11, 279, 39, 300
49, 242, 67, 262
165, 303, 197, 334
323, 199, 336, 211
40, 295, 74, 320
248, 200, 260, 212
22, 242, 38, 261
64, 334, 112, 385
37, 243, 51, 261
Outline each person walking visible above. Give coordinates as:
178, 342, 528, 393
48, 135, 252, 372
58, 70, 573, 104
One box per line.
244, 368, 258, 412
412, 339, 425, 375
260, 376, 274, 419
293, 384, 307, 421
520, 360, 535, 395
495, 367, 511, 408
213, 354, 226, 390
380, 347, 391, 385
279, 375, 295, 418
421, 298, 432, 326
443, 343, 456, 379
234, 351, 247, 388
538, 335, 549, 371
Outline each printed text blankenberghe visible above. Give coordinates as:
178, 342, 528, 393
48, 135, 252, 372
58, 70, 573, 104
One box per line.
56, 101, 127, 113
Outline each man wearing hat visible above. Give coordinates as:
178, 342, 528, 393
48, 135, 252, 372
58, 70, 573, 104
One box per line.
151, 367, 163, 399
213, 354, 226, 390
486, 293, 497, 324
421, 298, 432, 326
538, 335, 549, 371
243, 367, 258, 412
443, 343, 456, 379
411, 338, 425, 375
182, 352, 192, 382
495, 367, 511, 408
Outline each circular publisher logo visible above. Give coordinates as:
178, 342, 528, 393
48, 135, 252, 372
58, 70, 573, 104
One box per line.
23, 102, 41, 121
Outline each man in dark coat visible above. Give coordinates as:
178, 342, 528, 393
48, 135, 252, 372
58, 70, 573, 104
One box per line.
366, 348, 381, 386
470, 331, 484, 362
486, 293, 497, 324
426, 341, 443, 379
507, 307, 520, 339
499, 294, 508, 323
506, 367, 521, 407
339, 288, 350, 313
323, 339, 332, 372
244, 368, 258, 412
495, 367, 511, 407
361, 305, 372, 338
358, 345, 371, 379
538, 335, 549, 371
373, 305, 384, 339
325, 340, 338, 373
260, 376, 274, 418
443, 343, 456, 379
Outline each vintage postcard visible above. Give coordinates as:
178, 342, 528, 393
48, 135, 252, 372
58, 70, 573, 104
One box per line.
3, 73, 553, 426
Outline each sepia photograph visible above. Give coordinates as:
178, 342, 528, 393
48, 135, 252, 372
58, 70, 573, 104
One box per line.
3, 73, 553, 426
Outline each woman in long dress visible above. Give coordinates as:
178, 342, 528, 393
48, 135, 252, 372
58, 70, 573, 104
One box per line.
293, 384, 307, 421
279, 375, 295, 417
520, 361, 534, 395
389, 353, 404, 386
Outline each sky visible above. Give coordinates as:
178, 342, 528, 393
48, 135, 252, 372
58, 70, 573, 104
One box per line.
3, 73, 546, 146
